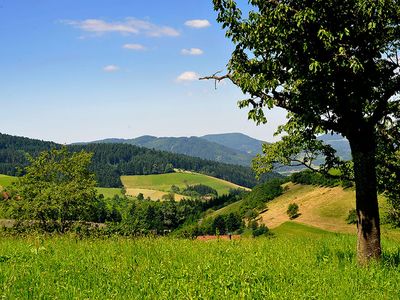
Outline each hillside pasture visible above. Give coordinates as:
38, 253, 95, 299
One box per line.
259, 183, 387, 234
96, 187, 125, 199
0, 175, 15, 190
125, 188, 186, 201
121, 172, 248, 200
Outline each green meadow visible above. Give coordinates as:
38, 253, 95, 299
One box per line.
0, 175, 15, 190
1, 222, 400, 299
121, 171, 248, 196
96, 187, 125, 199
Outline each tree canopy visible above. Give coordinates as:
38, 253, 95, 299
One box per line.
208, 0, 400, 263
9, 147, 97, 231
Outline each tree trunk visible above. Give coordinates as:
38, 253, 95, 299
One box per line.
348, 132, 382, 264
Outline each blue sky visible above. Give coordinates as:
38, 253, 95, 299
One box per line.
0, 0, 286, 143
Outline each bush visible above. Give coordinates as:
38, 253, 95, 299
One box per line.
290, 170, 339, 187
252, 224, 270, 237
181, 184, 218, 198
346, 209, 357, 224
287, 203, 300, 219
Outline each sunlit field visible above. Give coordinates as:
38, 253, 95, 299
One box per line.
1, 223, 399, 299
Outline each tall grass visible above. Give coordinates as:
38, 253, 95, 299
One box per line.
1, 224, 399, 299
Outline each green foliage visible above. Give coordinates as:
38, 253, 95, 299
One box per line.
287, 203, 300, 220
181, 184, 218, 198
290, 170, 354, 188
212, 215, 226, 235
212, 0, 400, 260
346, 209, 358, 225
161, 193, 175, 201
290, 170, 339, 187
252, 224, 270, 238
8, 148, 98, 231
213, 0, 400, 137
170, 185, 180, 193
378, 150, 400, 227
199, 212, 244, 236
239, 178, 284, 215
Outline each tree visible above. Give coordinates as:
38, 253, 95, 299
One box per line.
212, 215, 226, 235
205, 0, 400, 263
10, 147, 97, 231
287, 203, 300, 220
225, 212, 243, 233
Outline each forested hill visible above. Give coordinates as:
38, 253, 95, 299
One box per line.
0, 133, 280, 188
80, 135, 256, 166
201, 133, 264, 155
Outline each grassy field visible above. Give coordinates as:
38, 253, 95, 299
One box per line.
121, 172, 248, 200
96, 187, 125, 199
124, 188, 186, 201
0, 175, 15, 190
259, 183, 388, 234
1, 223, 400, 299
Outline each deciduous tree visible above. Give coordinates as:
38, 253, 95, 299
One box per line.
205, 0, 400, 263
10, 147, 97, 231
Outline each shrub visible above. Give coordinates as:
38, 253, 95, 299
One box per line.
287, 203, 300, 219
346, 209, 358, 224
181, 184, 218, 198
252, 224, 270, 237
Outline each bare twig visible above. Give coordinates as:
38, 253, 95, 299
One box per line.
199, 71, 232, 89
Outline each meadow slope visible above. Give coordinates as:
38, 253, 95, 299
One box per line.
121, 171, 249, 200
0, 175, 15, 190
259, 183, 388, 234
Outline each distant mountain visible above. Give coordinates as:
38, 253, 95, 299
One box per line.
80, 132, 352, 171
201, 133, 265, 155
128, 136, 253, 166
318, 133, 351, 161
85, 134, 263, 167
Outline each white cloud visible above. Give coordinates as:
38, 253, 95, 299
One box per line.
176, 71, 199, 82
63, 18, 180, 37
181, 48, 204, 55
184, 19, 211, 29
123, 43, 146, 51
103, 65, 120, 72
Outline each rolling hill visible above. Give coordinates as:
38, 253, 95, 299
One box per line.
211, 182, 390, 235
121, 171, 250, 201
82, 134, 257, 166
82, 132, 352, 172
1, 132, 273, 188
201, 133, 264, 155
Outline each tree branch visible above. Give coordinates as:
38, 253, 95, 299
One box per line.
199, 71, 233, 89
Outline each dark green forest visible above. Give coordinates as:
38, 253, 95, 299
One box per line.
0, 133, 280, 188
